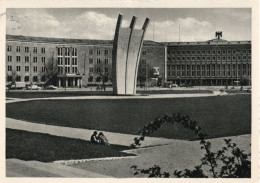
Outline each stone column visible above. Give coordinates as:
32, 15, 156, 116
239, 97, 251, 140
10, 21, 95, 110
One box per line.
58, 78, 61, 87
77, 78, 80, 87
66, 78, 68, 87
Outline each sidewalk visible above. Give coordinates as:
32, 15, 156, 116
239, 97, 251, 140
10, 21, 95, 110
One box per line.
6, 90, 228, 104
6, 158, 111, 177
6, 118, 177, 147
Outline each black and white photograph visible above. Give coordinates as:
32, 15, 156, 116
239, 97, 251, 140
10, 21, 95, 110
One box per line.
1, 1, 259, 182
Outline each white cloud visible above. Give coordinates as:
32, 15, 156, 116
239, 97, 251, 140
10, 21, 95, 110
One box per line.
6, 10, 214, 42
146, 17, 214, 42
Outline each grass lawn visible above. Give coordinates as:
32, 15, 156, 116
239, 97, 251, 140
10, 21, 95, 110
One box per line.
6, 129, 134, 162
6, 95, 251, 140
6, 89, 212, 98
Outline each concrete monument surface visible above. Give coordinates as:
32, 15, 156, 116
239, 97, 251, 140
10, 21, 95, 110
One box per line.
112, 14, 150, 95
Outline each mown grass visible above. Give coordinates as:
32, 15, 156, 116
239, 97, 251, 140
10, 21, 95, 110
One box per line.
6, 129, 134, 162
6, 95, 251, 140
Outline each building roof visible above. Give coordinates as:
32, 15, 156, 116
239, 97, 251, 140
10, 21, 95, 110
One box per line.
6, 34, 165, 46
165, 38, 251, 46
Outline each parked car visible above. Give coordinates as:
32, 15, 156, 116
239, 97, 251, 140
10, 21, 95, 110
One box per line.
46, 85, 57, 90
171, 83, 178, 87
31, 85, 41, 90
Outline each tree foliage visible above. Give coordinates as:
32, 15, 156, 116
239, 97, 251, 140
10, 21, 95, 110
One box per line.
130, 113, 251, 178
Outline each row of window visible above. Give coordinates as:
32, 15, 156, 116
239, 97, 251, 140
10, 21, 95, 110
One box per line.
167, 64, 251, 77
7, 46, 45, 53
7, 65, 45, 72
89, 67, 109, 73
89, 58, 109, 64
57, 57, 78, 65
168, 55, 251, 62
168, 49, 251, 55
88, 49, 109, 56
7, 75, 43, 82
58, 66, 78, 74
7, 55, 46, 63
57, 48, 78, 56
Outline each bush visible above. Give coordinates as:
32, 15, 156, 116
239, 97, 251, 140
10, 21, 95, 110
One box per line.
130, 113, 251, 178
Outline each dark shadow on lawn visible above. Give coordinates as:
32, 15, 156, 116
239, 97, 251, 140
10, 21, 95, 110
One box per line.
6, 129, 136, 162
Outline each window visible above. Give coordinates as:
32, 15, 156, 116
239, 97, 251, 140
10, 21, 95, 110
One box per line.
96, 49, 101, 55
72, 67, 77, 73
105, 68, 108, 73
8, 56, 12, 62
202, 57, 206, 61
58, 67, 63, 74
24, 76, 29, 82
41, 47, 45, 53
217, 50, 221, 55
96, 76, 101, 82
89, 67, 93, 73
197, 57, 200, 61
187, 51, 190, 54
181, 65, 185, 76
206, 65, 210, 76
201, 65, 205, 76
222, 65, 226, 76
33, 47, 37, 53
248, 49, 251, 54
232, 50, 236, 54
197, 51, 200, 54
227, 64, 231, 76
41, 76, 46, 82
243, 50, 247, 54
192, 57, 195, 61
58, 57, 63, 65
16, 46, 20, 52
232, 65, 236, 76
89, 49, 93, 55
33, 57, 37, 63
25, 66, 29, 72
65, 57, 70, 65
217, 64, 221, 76
97, 67, 101, 73
16, 56, 21, 62
202, 50, 206, 55
176, 65, 180, 76
88, 76, 93, 82
222, 56, 226, 61
16, 75, 21, 82
25, 56, 29, 62
7, 45, 12, 52
72, 48, 77, 56
142, 51, 146, 55
196, 65, 200, 76
222, 50, 226, 55
212, 65, 215, 76
105, 50, 109, 56
89, 58, 93, 64
212, 50, 216, 55
186, 57, 190, 61
97, 58, 101, 64
33, 76, 38, 82
16, 66, 21, 72
182, 51, 185, 54
212, 57, 216, 61
42, 57, 45, 64
105, 58, 109, 65
227, 50, 231, 55
191, 65, 195, 76
33, 66, 37, 72
242, 64, 247, 76
243, 56, 247, 60
25, 46, 29, 52
171, 65, 176, 76
191, 51, 195, 54
227, 56, 231, 61
7, 75, 12, 82
207, 57, 211, 61
72, 58, 77, 65
207, 50, 211, 55
182, 57, 185, 61
58, 48, 63, 56
65, 67, 70, 73
65, 48, 70, 56
186, 65, 190, 76
7, 65, 12, 71
232, 56, 236, 61
217, 56, 221, 61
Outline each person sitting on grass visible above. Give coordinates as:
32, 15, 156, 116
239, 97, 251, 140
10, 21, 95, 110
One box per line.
98, 132, 109, 145
90, 131, 100, 144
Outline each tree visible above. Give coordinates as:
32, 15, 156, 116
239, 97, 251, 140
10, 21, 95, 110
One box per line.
137, 62, 152, 87
39, 57, 58, 86
95, 62, 112, 87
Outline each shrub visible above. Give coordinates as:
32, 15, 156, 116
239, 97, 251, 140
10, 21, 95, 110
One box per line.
130, 113, 251, 178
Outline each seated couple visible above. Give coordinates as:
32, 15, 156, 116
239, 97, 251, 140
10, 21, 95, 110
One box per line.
90, 131, 109, 145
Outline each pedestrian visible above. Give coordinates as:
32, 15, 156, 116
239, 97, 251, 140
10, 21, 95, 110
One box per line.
98, 132, 109, 145
90, 131, 100, 144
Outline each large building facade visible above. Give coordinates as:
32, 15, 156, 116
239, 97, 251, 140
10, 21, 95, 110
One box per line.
166, 35, 251, 86
5, 33, 251, 87
6, 35, 166, 87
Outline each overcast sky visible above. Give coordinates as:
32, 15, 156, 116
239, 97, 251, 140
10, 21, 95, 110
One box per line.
6, 8, 251, 42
